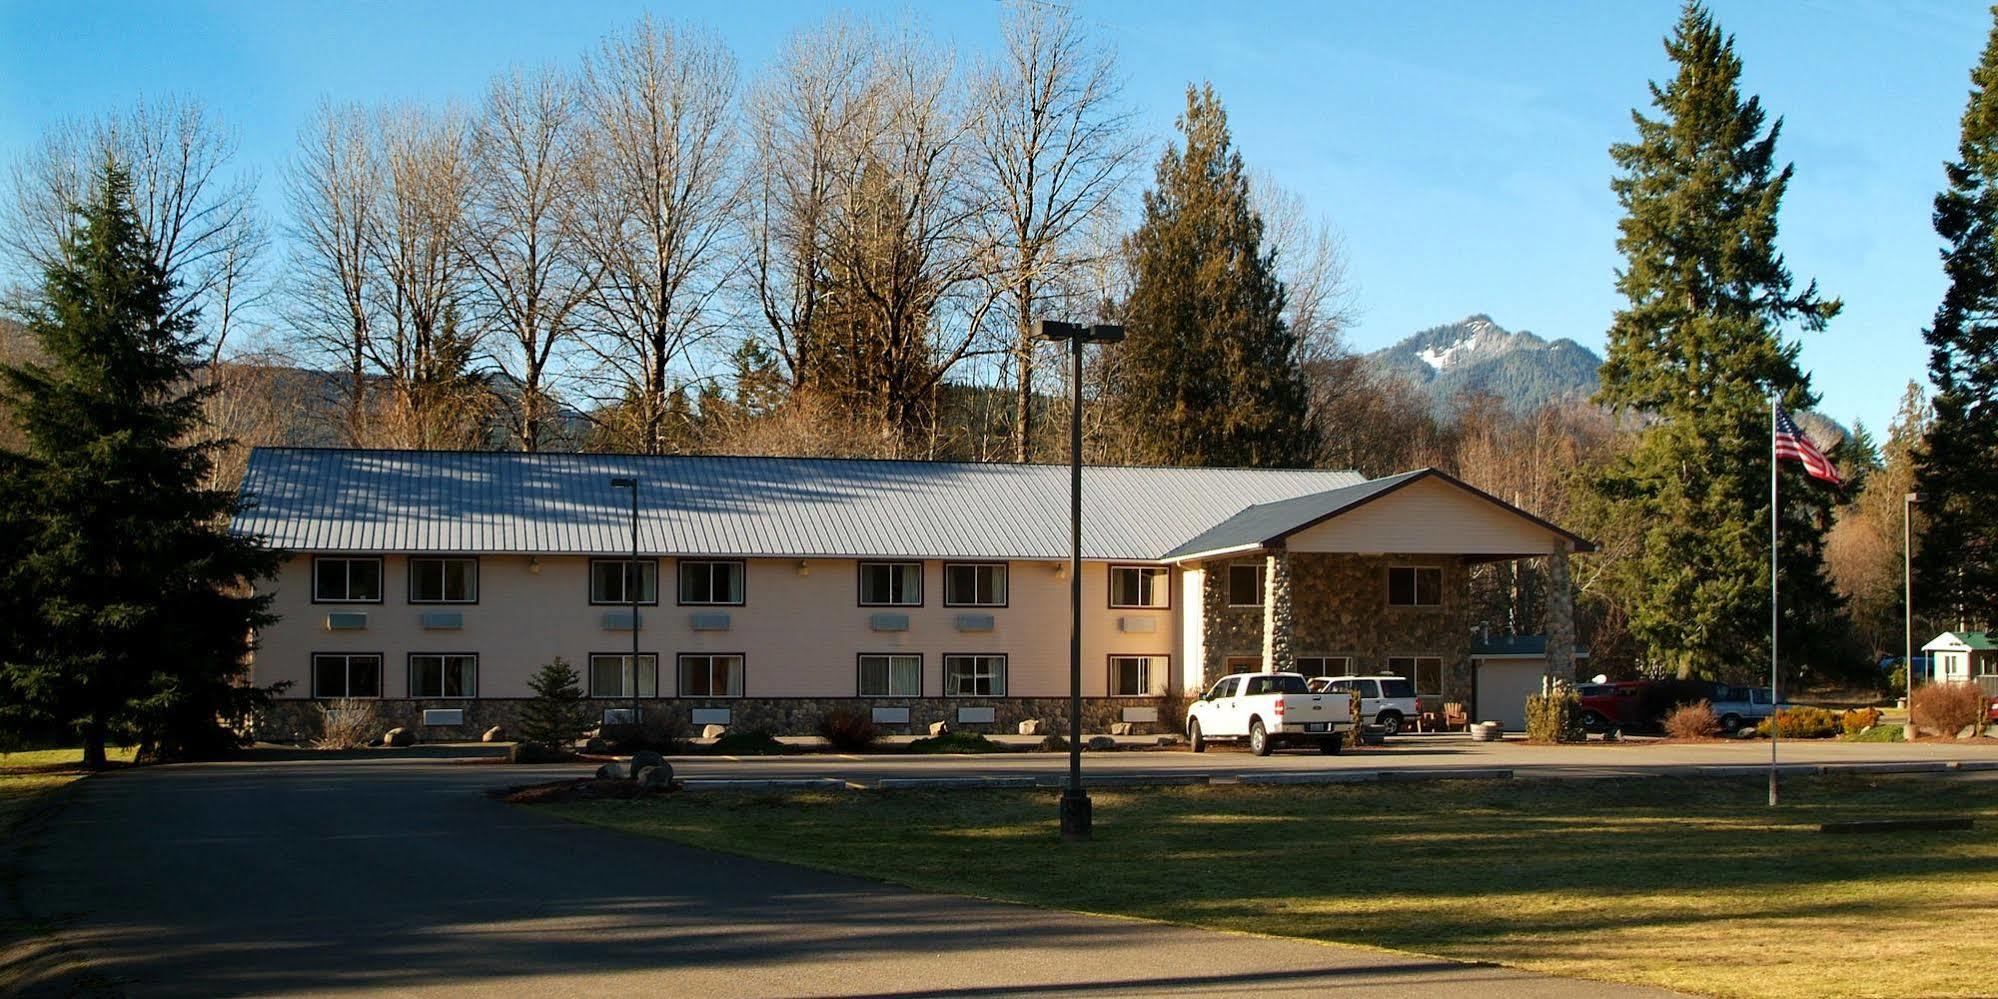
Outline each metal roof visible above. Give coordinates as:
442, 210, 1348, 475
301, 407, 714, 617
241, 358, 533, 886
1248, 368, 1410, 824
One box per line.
231, 448, 1370, 561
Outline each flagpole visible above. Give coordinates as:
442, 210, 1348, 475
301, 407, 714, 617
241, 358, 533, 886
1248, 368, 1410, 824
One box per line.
1769, 395, 1780, 809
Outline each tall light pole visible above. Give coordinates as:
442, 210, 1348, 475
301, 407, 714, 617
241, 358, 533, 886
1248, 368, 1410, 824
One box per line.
610, 476, 641, 737
1036, 318, 1124, 842
1906, 491, 1925, 726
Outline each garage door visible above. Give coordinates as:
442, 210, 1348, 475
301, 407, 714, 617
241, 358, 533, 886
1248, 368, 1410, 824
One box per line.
1476, 659, 1547, 731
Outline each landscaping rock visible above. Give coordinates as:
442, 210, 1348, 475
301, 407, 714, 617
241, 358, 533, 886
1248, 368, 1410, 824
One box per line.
1734, 727, 1758, 740
1958, 725, 1979, 740
1017, 719, 1042, 736
583, 737, 611, 755
927, 721, 951, 736
595, 761, 629, 781
638, 763, 674, 790
1109, 722, 1134, 735
630, 749, 666, 771
1602, 729, 1621, 742
382, 727, 414, 748
701, 724, 728, 740
1086, 735, 1117, 751
1986, 725, 1998, 739
508, 742, 562, 764
1156, 735, 1183, 746
482, 726, 506, 743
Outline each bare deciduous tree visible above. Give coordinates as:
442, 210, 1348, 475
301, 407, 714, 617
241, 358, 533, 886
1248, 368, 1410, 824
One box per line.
286, 102, 381, 443
572, 18, 742, 454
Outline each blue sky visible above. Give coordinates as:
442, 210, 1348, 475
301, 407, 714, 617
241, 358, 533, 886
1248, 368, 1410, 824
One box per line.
1, 0, 1986, 434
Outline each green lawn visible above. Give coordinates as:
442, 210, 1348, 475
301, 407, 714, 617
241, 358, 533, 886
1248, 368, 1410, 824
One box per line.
546, 776, 1998, 999
0, 746, 135, 770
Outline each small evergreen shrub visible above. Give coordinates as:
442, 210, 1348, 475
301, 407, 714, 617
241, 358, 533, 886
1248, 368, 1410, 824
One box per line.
1037, 733, 1070, 753
817, 708, 880, 752
1754, 706, 1840, 739
1841, 707, 1883, 735
637, 708, 687, 754
708, 729, 789, 755
1911, 683, 1987, 735
1526, 688, 1585, 743
1663, 700, 1719, 740
316, 698, 382, 750
519, 658, 589, 753
908, 731, 1006, 754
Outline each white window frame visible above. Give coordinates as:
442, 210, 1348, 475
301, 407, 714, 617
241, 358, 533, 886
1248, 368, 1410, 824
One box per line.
1386, 655, 1445, 698
1109, 655, 1168, 696
1387, 565, 1444, 607
311, 653, 382, 699
1109, 565, 1170, 609
679, 653, 745, 698
408, 556, 478, 604
589, 558, 658, 605
1226, 562, 1265, 607
943, 563, 1008, 607
858, 562, 923, 607
943, 654, 1007, 696
857, 653, 923, 696
678, 560, 745, 606
588, 653, 660, 699
313, 556, 383, 604
407, 653, 478, 699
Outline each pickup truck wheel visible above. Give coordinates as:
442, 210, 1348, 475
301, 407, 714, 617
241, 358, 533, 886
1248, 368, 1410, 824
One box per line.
1249, 719, 1273, 756
1188, 719, 1206, 753
1376, 711, 1404, 736
1719, 713, 1742, 733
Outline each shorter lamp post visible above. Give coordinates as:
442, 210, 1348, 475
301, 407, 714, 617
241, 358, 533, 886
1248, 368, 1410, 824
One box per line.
1905, 491, 1925, 722
1035, 318, 1125, 842
610, 477, 641, 733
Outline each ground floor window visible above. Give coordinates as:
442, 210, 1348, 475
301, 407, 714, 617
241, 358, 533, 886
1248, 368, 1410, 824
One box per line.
1386, 656, 1444, 697
943, 654, 1006, 696
312, 653, 381, 698
1109, 655, 1167, 696
680, 654, 744, 697
589, 653, 659, 698
408, 654, 477, 699
1293, 656, 1352, 679
857, 654, 921, 696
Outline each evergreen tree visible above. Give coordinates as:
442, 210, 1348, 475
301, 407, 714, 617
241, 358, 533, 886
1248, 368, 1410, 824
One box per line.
0, 159, 277, 766
1109, 84, 1314, 467
1916, 9, 1998, 626
1838, 418, 1882, 496
1589, 4, 1842, 681
519, 657, 588, 753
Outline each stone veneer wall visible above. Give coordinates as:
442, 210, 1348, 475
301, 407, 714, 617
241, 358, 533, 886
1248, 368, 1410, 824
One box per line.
1200, 553, 1474, 706
256, 696, 1172, 743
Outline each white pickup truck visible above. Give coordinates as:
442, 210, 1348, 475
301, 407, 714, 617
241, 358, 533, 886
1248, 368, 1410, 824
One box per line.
1186, 672, 1352, 755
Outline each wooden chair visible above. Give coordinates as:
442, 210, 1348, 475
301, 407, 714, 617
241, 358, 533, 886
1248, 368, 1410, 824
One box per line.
1443, 702, 1470, 732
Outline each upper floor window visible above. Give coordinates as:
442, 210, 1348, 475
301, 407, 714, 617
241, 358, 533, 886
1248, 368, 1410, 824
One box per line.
679, 560, 745, 605
408, 557, 478, 604
408, 653, 477, 699
1387, 566, 1443, 606
859, 562, 922, 606
1293, 656, 1351, 679
312, 653, 381, 698
1109, 655, 1167, 696
590, 559, 658, 605
1110, 566, 1170, 608
314, 556, 382, 603
1227, 562, 1264, 606
1386, 655, 1444, 697
944, 563, 1008, 607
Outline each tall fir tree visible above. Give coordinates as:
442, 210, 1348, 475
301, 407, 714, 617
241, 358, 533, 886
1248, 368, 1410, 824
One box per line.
0, 159, 278, 766
1109, 84, 1314, 467
1915, 9, 1998, 628
1589, 3, 1843, 681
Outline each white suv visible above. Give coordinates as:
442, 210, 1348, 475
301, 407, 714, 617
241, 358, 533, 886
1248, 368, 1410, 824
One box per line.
1307, 675, 1420, 735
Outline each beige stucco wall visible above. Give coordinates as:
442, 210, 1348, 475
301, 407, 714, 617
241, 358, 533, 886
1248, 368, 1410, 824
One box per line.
255, 555, 1183, 701
1286, 476, 1567, 556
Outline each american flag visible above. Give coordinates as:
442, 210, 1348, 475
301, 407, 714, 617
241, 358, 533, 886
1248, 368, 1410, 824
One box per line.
1774, 406, 1842, 486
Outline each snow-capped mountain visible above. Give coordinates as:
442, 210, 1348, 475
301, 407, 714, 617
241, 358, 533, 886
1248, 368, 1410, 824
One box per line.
1365, 314, 1603, 415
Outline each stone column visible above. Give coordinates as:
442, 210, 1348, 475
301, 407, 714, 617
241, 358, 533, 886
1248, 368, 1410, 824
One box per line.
1546, 540, 1576, 685
1262, 549, 1293, 673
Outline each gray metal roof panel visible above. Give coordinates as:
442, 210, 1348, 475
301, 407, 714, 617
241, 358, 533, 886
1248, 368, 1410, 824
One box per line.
231, 448, 1369, 561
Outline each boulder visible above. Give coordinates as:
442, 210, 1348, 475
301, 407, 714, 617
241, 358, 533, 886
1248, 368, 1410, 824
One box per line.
1017, 719, 1042, 736
1734, 727, 1758, 740
595, 761, 629, 781
1086, 735, 1117, 751
1602, 729, 1621, 743
583, 737, 612, 755
639, 763, 675, 790
508, 742, 563, 764
1109, 722, 1134, 736
1986, 725, 1998, 739
701, 724, 729, 740
482, 726, 507, 743
1958, 725, 1980, 740
382, 727, 415, 748
631, 749, 667, 771
1156, 735, 1183, 747
927, 721, 951, 737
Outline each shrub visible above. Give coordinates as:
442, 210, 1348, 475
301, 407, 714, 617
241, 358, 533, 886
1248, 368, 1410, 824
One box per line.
1841, 707, 1883, 736
817, 708, 879, 752
637, 708, 688, 754
1526, 688, 1585, 744
1633, 679, 1724, 733
315, 698, 381, 750
908, 731, 1006, 754
1037, 733, 1070, 753
708, 729, 789, 755
1911, 683, 1987, 735
518, 658, 589, 753
1754, 706, 1840, 739
1663, 700, 1719, 740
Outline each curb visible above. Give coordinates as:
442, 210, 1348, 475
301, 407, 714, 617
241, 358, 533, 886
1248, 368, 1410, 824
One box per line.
1376, 768, 1513, 782
679, 778, 847, 792
875, 776, 1039, 790
1236, 771, 1381, 785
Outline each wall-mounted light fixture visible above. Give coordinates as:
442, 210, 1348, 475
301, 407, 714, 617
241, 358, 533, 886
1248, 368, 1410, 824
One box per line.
797, 560, 811, 576
528, 556, 542, 575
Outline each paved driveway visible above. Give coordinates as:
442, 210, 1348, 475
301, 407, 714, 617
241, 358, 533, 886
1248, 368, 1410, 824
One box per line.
6, 759, 1679, 998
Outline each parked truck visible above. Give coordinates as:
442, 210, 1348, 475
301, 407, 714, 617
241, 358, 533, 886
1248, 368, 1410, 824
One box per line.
1186, 672, 1352, 755
1710, 685, 1794, 733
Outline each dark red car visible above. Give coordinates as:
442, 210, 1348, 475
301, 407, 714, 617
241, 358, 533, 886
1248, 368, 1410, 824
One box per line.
1575, 681, 1650, 733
